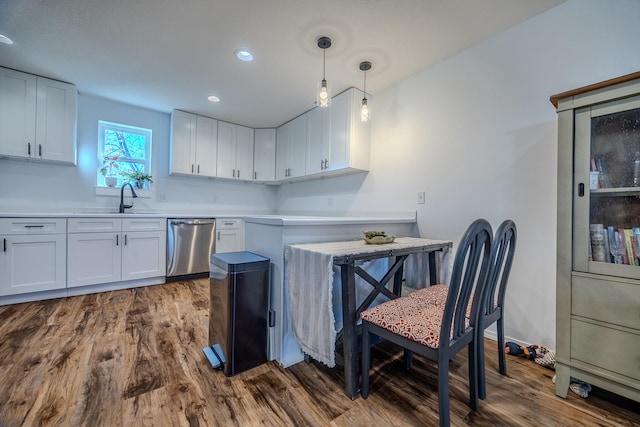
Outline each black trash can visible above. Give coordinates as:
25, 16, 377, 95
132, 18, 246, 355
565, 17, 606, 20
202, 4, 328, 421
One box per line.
208, 251, 270, 376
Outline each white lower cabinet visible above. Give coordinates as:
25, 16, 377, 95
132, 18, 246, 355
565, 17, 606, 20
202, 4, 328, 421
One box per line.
67, 217, 166, 288
0, 218, 67, 296
215, 218, 244, 253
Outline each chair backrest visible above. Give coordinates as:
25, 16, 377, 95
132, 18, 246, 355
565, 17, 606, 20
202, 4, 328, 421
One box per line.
440, 219, 493, 351
480, 220, 517, 321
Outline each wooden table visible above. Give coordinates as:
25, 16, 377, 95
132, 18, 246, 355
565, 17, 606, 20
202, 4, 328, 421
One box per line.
286, 237, 452, 399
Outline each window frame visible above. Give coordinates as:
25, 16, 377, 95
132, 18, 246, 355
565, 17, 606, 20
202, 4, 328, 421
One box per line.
97, 120, 152, 188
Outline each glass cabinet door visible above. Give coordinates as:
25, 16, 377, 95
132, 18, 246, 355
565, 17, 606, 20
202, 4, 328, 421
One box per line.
573, 95, 640, 278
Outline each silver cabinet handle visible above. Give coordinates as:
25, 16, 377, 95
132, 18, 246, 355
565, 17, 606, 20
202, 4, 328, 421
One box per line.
217, 231, 221, 241
233, 169, 236, 178
3, 238, 6, 252
24, 225, 44, 229
237, 169, 240, 178
27, 142, 31, 156
254, 171, 257, 180
191, 164, 194, 173
124, 234, 128, 246
197, 164, 200, 174
116, 234, 119, 246
39, 144, 42, 157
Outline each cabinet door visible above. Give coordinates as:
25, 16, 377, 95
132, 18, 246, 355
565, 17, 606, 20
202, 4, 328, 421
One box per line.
306, 107, 330, 175
0, 67, 37, 158
170, 110, 197, 175
276, 122, 290, 180
121, 230, 167, 281
67, 233, 121, 287
329, 89, 350, 171
0, 234, 66, 295
288, 114, 307, 178
574, 94, 640, 280
35, 76, 77, 164
235, 125, 254, 181
195, 116, 218, 177
217, 121, 236, 179
254, 129, 276, 181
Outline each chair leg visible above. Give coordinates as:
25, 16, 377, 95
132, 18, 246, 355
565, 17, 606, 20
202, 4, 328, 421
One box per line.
497, 318, 506, 376
478, 332, 487, 400
403, 349, 413, 370
438, 360, 450, 427
469, 342, 479, 409
361, 322, 371, 399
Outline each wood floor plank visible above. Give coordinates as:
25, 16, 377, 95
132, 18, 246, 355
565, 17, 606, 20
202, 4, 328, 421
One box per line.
0, 279, 638, 427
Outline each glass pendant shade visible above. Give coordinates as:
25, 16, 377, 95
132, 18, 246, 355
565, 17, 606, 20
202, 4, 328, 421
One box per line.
361, 98, 369, 122
318, 79, 331, 108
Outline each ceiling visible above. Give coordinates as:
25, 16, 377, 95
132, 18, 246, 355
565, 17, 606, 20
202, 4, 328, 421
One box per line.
0, 0, 565, 128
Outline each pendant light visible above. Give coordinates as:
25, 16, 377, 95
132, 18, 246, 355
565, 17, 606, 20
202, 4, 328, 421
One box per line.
316, 36, 332, 108
359, 61, 372, 122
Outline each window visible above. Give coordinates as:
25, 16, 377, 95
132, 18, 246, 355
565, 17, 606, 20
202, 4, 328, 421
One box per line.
97, 121, 152, 189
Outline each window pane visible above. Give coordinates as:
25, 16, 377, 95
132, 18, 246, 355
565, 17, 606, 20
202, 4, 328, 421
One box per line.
98, 120, 152, 188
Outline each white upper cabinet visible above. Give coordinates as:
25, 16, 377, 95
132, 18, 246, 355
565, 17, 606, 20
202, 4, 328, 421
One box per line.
276, 114, 307, 180
328, 88, 370, 173
253, 128, 276, 182
0, 67, 77, 164
217, 121, 254, 181
170, 110, 218, 177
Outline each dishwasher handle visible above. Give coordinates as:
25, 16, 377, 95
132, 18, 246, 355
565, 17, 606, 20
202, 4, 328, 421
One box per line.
169, 219, 215, 226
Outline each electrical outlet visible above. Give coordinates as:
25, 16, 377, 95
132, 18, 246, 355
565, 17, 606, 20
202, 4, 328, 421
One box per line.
158, 193, 167, 202
417, 191, 425, 204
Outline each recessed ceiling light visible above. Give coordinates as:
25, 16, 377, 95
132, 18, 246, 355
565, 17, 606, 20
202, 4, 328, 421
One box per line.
234, 49, 253, 62
207, 95, 220, 103
0, 34, 14, 45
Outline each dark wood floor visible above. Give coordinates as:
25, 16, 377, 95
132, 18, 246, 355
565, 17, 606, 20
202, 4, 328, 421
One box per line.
0, 278, 638, 426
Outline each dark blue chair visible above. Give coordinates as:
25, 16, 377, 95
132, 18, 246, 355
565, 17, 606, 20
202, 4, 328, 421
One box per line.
360, 219, 493, 427
477, 219, 517, 399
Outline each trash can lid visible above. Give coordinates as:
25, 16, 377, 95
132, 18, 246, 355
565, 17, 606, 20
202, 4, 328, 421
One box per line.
210, 251, 270, 272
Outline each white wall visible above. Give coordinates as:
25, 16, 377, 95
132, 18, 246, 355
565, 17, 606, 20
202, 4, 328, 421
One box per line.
276, 0, 640, 349
0, 94, 277, 215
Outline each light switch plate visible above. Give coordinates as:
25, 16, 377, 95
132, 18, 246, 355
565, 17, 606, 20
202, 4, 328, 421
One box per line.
417, 191, 425, 204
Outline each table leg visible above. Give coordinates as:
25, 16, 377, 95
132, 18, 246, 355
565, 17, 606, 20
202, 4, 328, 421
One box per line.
392, 256, 404, 296
429, 251, 438, 284
341, 263, 359, 399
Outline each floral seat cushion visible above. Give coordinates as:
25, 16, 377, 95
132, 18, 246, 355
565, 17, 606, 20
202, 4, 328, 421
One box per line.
360, 294, 469, 349
409, 285, 498, 318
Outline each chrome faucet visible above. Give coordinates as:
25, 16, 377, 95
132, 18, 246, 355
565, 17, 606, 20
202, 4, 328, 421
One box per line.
119, 183, 138, 213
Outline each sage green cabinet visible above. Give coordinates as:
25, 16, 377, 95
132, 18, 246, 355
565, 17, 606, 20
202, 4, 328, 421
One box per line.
554, 72, 640, 403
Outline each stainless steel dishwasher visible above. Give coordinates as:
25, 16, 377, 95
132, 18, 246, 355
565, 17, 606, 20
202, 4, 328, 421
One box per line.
167, 218, 216, 278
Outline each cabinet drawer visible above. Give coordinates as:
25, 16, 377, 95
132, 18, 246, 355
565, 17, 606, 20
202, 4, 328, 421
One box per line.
571, 319, 640, 382
572, 275, 640, 330
217, 218, 242, 229
68, 218, 121, 233
122, 217, 166, 232
0, 218, 66, 234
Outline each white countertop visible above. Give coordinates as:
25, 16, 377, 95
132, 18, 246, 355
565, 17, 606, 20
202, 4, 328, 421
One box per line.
0, 213, 416, 224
